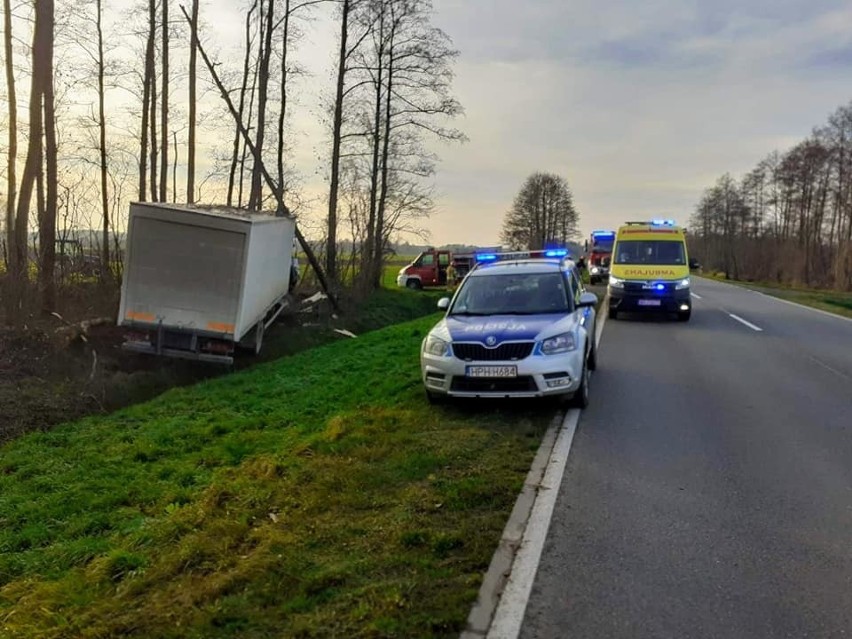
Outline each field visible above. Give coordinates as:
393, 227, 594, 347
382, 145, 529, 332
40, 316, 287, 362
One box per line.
0, 310, 552, 638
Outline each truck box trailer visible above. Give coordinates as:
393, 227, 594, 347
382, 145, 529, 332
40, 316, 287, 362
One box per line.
118, 202, 297, 364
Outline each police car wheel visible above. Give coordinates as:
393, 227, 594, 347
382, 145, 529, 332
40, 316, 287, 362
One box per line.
677, 310, 691, 322
588, 340, 597, 371
425, 390, 445, 405
608, 307, 617, 320
569, 362, 590, 409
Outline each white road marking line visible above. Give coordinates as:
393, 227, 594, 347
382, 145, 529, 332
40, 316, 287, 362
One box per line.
754, 290, 852, 324
697, 276, 852, 324
691, 292, 702, 300
728, 313, 763, 332
487, 408, 581, 639
807, 355, 852, 382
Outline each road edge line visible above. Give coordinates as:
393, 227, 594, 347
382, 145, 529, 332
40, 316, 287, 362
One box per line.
696, 276, 852, 324
460, 303, 607, 639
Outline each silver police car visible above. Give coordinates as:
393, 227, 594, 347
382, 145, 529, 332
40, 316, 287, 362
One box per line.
421, 253, 598, 407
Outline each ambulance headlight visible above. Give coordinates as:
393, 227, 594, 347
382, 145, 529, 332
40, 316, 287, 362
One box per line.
675, 277, 690, 290
423, 335, 450, 357
541, 333, 576, 355
608, 275, 624, 289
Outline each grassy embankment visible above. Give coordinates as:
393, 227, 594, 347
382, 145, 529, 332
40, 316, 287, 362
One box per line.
0, 285, 552, 638
699, 273, 852, 319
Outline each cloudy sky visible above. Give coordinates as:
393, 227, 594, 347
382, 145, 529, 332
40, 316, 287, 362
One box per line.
413, 0, 852, 245
114, 0, 852, 246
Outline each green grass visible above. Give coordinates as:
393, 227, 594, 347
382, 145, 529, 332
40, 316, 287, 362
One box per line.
699, 274, 852, 319
0, 314, 552, 638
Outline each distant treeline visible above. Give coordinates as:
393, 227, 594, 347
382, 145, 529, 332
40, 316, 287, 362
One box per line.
690, 101, 852, 291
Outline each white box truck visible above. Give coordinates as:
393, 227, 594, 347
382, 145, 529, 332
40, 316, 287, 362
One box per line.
118, 202, 297, 364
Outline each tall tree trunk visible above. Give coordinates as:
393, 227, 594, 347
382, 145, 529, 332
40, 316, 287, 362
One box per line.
39, 0, 57, 313
228, 1, 256, 206
238, 14, 262, 208
248, 0, 275, 210
148, 0, 158, 202
374, 16, 395, 288
172, 130, 178, 199
276, 0, 290, 209
159, 0, 169, 202
326, 0, 350, 281
139, 13, 153, 202
3, 0, 17, 275
186, 0, 198, 203
364, 5, 385, 282
96, 0, 110, 275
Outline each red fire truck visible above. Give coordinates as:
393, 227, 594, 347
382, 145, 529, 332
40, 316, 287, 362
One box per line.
587, 230, 615, 284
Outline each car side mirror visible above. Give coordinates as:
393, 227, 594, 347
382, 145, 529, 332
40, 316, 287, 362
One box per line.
689, 258, 700, 270
437, 297, 450, 310
578, 292, 598, 308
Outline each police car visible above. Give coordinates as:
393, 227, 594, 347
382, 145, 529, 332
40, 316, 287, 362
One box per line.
421, 250, 598, 407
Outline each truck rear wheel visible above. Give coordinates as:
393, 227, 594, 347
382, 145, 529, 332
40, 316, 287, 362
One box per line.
238, 321, 264, 355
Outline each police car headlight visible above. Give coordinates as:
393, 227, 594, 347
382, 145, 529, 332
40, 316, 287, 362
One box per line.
590, 267, 600, 275
675, 277, 690, 290
608, 275, 624, 289
541, 333, 576, 355
423, 335, 450, 357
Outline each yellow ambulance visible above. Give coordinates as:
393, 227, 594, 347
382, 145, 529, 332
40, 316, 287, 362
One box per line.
607, 220, 692, 321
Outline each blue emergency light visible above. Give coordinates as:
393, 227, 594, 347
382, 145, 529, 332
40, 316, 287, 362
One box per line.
655, 283, 665, 291
544, 249, 569, 257
475, 253, 498, 262
591, 231, 615, 238
651, 219, 675, 226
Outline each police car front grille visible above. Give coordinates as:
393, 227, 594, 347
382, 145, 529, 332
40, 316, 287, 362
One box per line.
452, 342, 535, 361
451, 376, 538, 393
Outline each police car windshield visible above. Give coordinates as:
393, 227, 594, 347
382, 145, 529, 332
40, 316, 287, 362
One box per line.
614, 240, 685, 265
450, 272, 572, 316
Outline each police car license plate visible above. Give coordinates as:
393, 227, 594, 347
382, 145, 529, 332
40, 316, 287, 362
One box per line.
466, 365, 517, 378
638, 299, 661, 307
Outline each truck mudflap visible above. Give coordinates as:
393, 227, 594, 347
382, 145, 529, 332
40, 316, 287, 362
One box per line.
122, 340, 234, 365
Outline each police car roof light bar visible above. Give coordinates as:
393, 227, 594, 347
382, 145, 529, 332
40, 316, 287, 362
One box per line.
473, 249, 573, 263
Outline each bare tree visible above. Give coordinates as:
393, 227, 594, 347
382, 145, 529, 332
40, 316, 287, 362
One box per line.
501, 173, 580, 250
186, 0, 198, 203
159, 0, 169, 202
3, 0, 18, 276
95, 0, 110, 275
247, 0, 275, 210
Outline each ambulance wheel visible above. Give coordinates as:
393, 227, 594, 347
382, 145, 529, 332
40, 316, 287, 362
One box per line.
406, 279, 422, 290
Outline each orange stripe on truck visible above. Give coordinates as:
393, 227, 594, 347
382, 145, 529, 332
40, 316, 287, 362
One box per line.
126, 311, 155, 322
207, 322, 235, 333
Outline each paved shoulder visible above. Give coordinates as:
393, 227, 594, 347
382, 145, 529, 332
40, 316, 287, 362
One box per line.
520, 304, 852, 638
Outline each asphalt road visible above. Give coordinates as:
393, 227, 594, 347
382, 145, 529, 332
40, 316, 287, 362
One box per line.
519, 277, 852, 638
